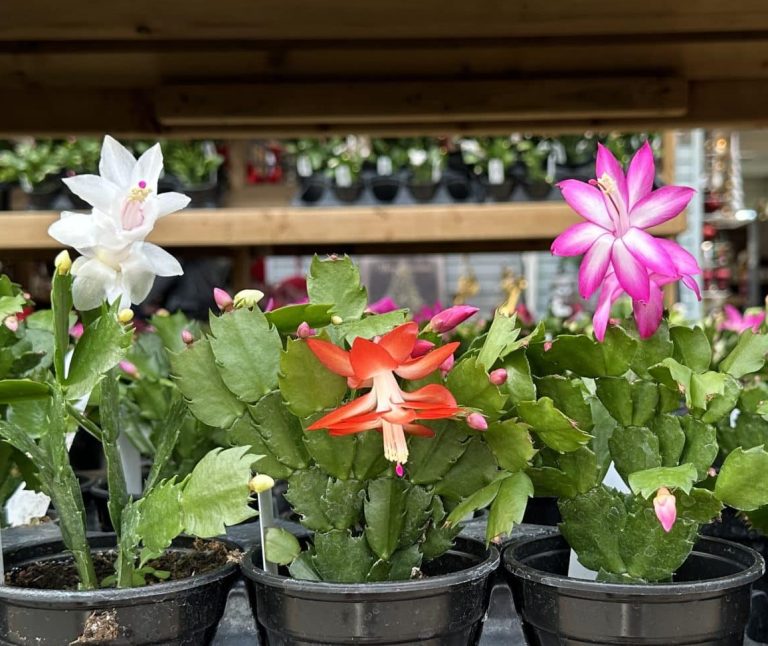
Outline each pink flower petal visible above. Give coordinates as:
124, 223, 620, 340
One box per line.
596, 143, 629, 214
682, 275, 702, 300
551, 222, 610, 256
629, 186, 695, 229
578, 233, 614, 299
633, 284, 665, 338
655, 238, 701, 276
592, 273, 622, 342
621, 227, 675, 277
612, 238, 651, 302
625, 141, 656, 210
558, 180, 614, 231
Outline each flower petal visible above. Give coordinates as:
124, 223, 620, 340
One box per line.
119, 252, 157, 305
682, 275, 702, 300
137, 242, 183, 277
62, 175, 120, 214
155, 192, 191, 218
402, 383, 458, 408
596, 143, 629, 212
629, 186, 695, 229
557, 179, 614, 230
306, 338, 355, 378
626, 141, 656, 210
377, 322, 418, 363
48, 211, 99, 250
551, 222, 609, 256
131, 143, 164, 193
71, 257, 116, 311
578, 233, 613, 299
99, 135, 136, 187
306, 390, 377, 430
612, 239, 651, 302
655, 238, 701, 276
395, 342, 459, 380
633, 284, 665, 338
349, 337, 399, 380
403, 423, 435, 437
592, 273, 622, 342
621, 227, 674, 277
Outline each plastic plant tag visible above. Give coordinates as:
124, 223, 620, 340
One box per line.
377, 156, 393, 176
297, 154, 313, 178
546, 151, 556, 181
567, 461, 630, 580
118, 432, 144, 496
488, 158, 505, 185
431, 163, 442, 183
335, 164, 352, 188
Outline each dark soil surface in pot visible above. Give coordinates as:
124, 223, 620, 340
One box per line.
7, 538, 234, 590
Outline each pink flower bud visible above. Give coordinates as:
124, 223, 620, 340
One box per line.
411, 339, 435, 358
69, 322, 84, 339
395, 463, 404, 478
466, 412, 488, 431
181, 329, 194, 345
653, 487, 677, 533
489, 368, 508, 385
213, 288, 234, 312
3, 316, 19, 332
366, 297, 398, 315
264, 297, 275, 312
543, 341, 553, 352
297, 322, 315, 338
119, 360, 140, 378
428, 305, 480, 334
439, 353, 454, 376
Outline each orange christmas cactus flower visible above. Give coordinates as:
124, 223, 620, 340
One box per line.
306, 322, 462, 471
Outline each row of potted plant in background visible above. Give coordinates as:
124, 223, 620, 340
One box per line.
0, 136, 765, 646
0, 138, 224, 210
288, 132, 661, 205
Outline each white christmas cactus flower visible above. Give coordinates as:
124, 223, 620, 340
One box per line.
48, 136, 188, 310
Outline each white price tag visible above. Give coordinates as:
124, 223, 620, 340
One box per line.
335, 164, 352, 187
488, 158, 505, 185
297, 154, 312, 178
377, 156, 393, 176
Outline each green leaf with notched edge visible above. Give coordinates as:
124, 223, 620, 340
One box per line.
445, 479, 503, 527
676, 488, 723, 523
312, 530, 375, 583
285, 468, 333, 531
0, 379, 49, 404
718, 412, 768, 457
323, 478, 365, 530
651, 414, 686, 467
486, 471, 533, 543
407, 420, 470, 485
527, 446, 598, 498
716, 446, 768, 510
536, 376, 593, 432
65, 313, 131, 400
265, 527, 301, 566
601, 326, 639, 377
680, 417, 718, 480
433, 437, 498, 501
135, 478, 184, 564
172, 338, 245, 428
632, 381, 660, 427
399, 485, 434, 548
307, 255, 367, 322
265, 303, 334, 334
528, 336, 604, 377
279, 337, 346, 418
249, 391, 310, 470
364, 478, 408, 560
700, 373, 740, 424
516, 397, 592, 452
209, 307, 281, 403
590, 396, 617, 482
229, 413, 293, 480
630, 320, 674, 378
353, 431, 389, 480
181, 446, 256, 536
338, 310, 408, 344
501, 349, 536, 405
446, 357, 507, 421
485, 419, 536, 472
477, 312, 520, 370
289, 552, 321, 581
720, 330, 768, 378
670, 326, 711, 374
303, 426, 355, 480
0, 293, 25, 322
628, 464, 698, 498
422, 496, 461, 560
387, 545, 423, 581
609, 426, 661, 482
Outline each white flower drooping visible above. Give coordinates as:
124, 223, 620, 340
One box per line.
48, 136, 189, 310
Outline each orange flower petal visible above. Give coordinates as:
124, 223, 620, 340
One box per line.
306, 338, 355, 378
404, 423, 436, 437
349, 337, 399, 380
395, 342, 460, 380
377, 322, 419, 363
402, 383, 458, 407
306, 390, 377, 430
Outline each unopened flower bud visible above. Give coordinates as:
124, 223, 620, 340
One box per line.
155, 308, 170, 317
467, 412, 488, 431
331, 315, 343, 325
653, 487, 677, 533
3, 315, 19, 333
428, 305, 479, 334
249, 474, 275, 493
119, 360, 139, 378
297, 322, 314, 338
69, 322, 84, 339
213, 288, 234, 312
411, 339, 435, 358
233, 289, 265, 310
54, 250, 72, 275
439, 354, 454, 376
395, 463, 405, 478
489, 368, 508, 386
118, 308, 134, 324
181, 329, 194, 345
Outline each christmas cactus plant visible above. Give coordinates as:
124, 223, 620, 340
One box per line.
0, 136, 257, 589
175, 257, 540, 583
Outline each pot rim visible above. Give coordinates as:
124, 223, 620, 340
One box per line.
503, 532, 765, 598
0, 534, 239, 606
242, 535, 499, 599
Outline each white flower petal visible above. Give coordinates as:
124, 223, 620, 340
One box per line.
155, 192, 191, 218
62, 175, 119, 214
120, 253, 157, 305
48, 212, 99, 250
99, 135, 136, 188
139, 242, 183, 277
131, 143, 163, 193
71, 258, 118, 311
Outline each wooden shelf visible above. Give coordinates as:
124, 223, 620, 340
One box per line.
1, 202, 687, 252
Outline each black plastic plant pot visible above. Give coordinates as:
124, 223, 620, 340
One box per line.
445, 176, 472, 202
24, 181, 61, 210
407, 180, 439, 203
503, 533, 765, 646
555, 162, 595, 183
522, 179, 553, 200
0, 534, 239, 645
370, 176, 401, 203
181, 182, 220, 209
332, 181, 364, 204
242, 536, 500, 645
480, 177, 515, 202
298, 176, 326, 204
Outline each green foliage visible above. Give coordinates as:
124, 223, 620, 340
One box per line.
279, 338, 346, 418
307, 255, 367, 321
446, 357, 507, 421
163, 140, 223, 188
516, 397, 592, 452
265, 527, 302, 566
715, 446, 768, 511
484, 419, 536, 472
628, 464, 698, 498
719, 330, 768, 378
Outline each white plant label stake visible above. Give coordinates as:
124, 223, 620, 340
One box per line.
377, 156, 393, 176
335, 165, 352, 188
488, 158, 505, 185
296, 155, 313, 178
258, 488, 278, 575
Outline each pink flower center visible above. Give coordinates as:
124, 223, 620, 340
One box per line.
373, 371, 410, 464
593, 173, 630, 235
121, 182, 152, 231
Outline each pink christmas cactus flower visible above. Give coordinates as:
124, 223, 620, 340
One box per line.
552, 142, 697, 303
428, 305, 480, 334
720, 304, 765, 333
367, 296, 399, 315
653, 487, 677, 533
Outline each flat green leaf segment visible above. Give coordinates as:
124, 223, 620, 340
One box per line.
307, 255, 367, 321
279, 338, 346, 418
716, 447, 768, 510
